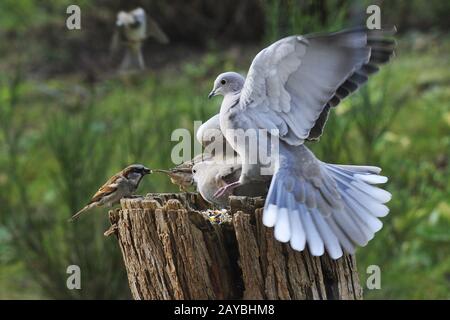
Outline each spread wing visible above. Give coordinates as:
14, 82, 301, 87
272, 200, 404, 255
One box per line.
239, 27, 396, 144
146, 16, 169, 44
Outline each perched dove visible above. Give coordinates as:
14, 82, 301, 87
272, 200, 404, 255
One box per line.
193, 114, 269, 207
112, 7, 169, 71
208, 27, 396, 259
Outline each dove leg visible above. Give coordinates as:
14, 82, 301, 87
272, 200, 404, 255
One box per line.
213, 181, 241, 198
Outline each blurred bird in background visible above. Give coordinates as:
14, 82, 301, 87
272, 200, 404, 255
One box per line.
69, 164, 152, 221
111, 7, 169, 72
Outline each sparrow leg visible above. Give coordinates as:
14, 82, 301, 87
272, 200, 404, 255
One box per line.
213, 181, 241, 198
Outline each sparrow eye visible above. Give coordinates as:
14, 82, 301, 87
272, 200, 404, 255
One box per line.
193, 169, 197, 174
220, 79, 226, 85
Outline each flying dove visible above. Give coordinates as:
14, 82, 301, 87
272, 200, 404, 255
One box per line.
208, 27, 396, 259
112, 7, 169, 71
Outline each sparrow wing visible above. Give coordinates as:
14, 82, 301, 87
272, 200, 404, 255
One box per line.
88, 174, 122, 204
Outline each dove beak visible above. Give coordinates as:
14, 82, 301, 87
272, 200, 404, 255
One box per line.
208, 90, 216, 99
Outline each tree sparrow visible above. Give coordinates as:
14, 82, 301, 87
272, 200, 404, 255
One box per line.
69, 164, 151, 222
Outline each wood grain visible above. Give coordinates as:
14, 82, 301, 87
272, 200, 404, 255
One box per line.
107, 193, 363, 300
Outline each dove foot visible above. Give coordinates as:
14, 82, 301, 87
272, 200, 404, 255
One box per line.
213, 181, 241, 198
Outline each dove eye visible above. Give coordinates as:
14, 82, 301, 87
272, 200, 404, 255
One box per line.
220, 79, 227, 85
193, 169, 197, 174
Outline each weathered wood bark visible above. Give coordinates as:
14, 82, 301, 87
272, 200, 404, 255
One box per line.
106, 193, 363, 300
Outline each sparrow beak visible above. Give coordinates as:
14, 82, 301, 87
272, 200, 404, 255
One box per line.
143, 167, 151, 174
208, 90, 216, 99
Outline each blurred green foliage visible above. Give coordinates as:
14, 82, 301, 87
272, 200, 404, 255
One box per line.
0, 0, 449, 299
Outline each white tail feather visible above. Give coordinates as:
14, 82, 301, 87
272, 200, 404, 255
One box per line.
327, 217, 356, 254
351, 180, 392, 203
288, 193, 306, 251
274, 208, 291, 243
346, 188, 389, 217
333, 207, 368, 246
355, 174, 388, 184
343, 193, 383, 233
263, 204, 278, 227
263, 154, 391, 259
299, 207, 324, 256
311, 209, 343, 259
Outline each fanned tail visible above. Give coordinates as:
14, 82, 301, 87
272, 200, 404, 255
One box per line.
263, 151, 391, 259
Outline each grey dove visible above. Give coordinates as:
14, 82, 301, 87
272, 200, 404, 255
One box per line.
208, 27, 396, 259
193, 114, 269, 207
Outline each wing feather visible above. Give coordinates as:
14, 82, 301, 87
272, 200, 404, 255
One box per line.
89, 174, 122, 204
238, 27, 396, 143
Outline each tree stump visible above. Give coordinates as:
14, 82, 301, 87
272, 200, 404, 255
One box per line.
106, 193, 363, 300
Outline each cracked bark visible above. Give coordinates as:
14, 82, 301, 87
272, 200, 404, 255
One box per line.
107, 193, 363, 300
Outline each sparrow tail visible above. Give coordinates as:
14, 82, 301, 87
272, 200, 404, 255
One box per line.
69, 203, 96, 222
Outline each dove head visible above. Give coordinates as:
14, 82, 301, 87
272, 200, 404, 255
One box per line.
192, 161, 211, 184
209, 72, 245, 99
